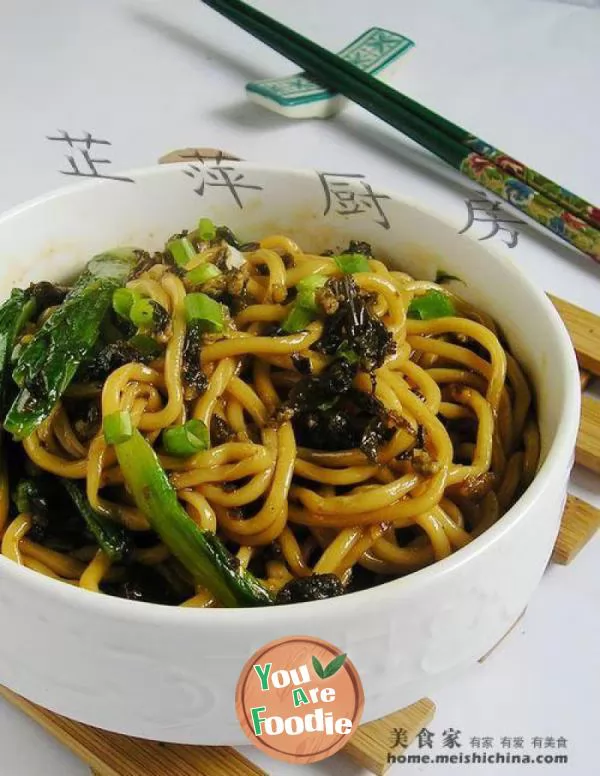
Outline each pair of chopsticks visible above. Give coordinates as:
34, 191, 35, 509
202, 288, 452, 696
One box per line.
200, 0, 600, 264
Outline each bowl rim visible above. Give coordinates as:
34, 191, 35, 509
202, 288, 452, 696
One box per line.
0, 161, 582, 624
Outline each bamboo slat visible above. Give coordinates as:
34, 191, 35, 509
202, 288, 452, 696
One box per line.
0, 687, 265, 776
576, 395, 600, 475
343, 699, 436, 776
552, 494, 600, 565
549, 294, 600, 376
0, 683, 435, 776
580, 370, 592, 390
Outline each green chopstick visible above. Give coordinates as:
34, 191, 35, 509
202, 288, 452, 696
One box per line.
200, 0, 600, 263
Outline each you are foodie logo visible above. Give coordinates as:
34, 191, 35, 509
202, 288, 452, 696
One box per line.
235, 636, 364, 764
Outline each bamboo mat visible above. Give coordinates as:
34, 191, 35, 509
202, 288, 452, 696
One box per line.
0, 686, 435, 776
1, 149, 599, 775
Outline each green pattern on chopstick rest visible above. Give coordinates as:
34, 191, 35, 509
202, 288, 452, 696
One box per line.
465, 137, 600, 230
246, 27, 414, 107
460, 154, 600, 260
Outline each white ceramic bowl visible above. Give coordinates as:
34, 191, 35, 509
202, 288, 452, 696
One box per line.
0, 163, 580, 744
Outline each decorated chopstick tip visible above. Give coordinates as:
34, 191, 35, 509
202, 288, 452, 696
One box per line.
246, 27, 414, 119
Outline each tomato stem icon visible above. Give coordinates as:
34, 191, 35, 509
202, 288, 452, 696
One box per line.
312, 653, 347, 679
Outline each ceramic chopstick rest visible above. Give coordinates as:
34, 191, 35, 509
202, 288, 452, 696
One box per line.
245, 27, 414, 119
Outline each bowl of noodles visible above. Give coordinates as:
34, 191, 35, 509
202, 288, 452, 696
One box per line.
0, 162, 579, 743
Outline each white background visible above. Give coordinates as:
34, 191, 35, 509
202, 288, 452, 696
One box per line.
0, 1, 599, 774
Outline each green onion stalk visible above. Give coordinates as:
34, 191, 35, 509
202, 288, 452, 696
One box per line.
111, 424, 273, 607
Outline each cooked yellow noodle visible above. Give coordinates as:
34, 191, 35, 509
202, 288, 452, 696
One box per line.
246, 249, 287, 303
79, 549, 111, 592
522, 418, 541, 489
497, 452, 525, 511
1, 514, 32, 563
23, 556, 65, 580
200, 323, 322, 364
21, 540, 86, 579
0, 231, 539, 604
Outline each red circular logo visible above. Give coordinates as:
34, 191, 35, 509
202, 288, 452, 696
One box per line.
235, 635, 364, 764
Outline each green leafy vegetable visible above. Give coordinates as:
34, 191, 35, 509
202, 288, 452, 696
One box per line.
103, 410, 134, 445
5, 249, 138, 439
113, 428, 273, 607
127, 334, 163, 359
407, 290, 455, 320
14, 479, 36, 515
13, 475, 91, 551
312, 656, 325, 679
62, 479, 130, 562
162, 419, 209, 457
0, 289, 37, 414
334, 252, 371, 274
184, 292, 225, 332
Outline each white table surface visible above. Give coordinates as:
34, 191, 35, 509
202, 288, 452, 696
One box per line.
0, 1, 599, 774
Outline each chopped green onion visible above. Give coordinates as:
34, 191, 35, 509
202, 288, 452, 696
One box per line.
281, 274, 328, 332
334, 252, 371, 274
130, 298, 156, 328
186, 262, 222, 287
113, 289, 163, 332
198, 217, 217, 242
281, 305, 316, 334
184, 292, 225, 332
112, 288, 140, 319
297, 274, 328, 293
407, 290, 456, 320
162, 419, 210, 457
296, 274, 328, 311
103, 410, 133, 445
167, 237, 197, 267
